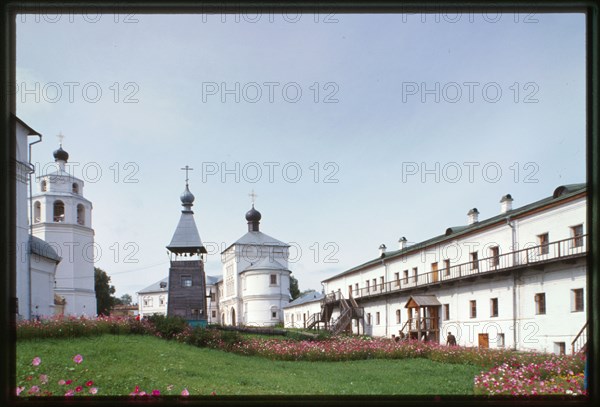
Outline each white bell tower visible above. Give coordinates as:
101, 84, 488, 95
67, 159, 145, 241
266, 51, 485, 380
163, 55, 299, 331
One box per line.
30, 140, 97, 317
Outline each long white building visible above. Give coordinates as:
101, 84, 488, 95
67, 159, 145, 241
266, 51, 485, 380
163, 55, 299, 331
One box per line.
284, 184, 587, 355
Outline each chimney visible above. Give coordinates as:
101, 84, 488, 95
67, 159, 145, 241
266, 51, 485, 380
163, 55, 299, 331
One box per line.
467, 208, 479, 225
379, 244, 387, 257
500, 194, 513, 214
398, 237, 408, 250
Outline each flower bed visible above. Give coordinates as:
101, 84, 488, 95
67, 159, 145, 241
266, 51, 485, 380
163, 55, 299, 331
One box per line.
16, 316, 587, 396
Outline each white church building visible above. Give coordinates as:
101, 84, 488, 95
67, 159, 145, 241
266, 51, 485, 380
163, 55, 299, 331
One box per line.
29, 141, 97, 317
14, 115, 62, 320
137, 199, 292, 327
284, 184, 587, 355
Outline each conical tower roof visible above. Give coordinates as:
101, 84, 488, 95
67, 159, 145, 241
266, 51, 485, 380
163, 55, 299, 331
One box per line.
166, 182, 207, 254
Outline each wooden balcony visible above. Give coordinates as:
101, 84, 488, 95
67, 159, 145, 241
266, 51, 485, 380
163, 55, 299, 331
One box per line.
346, 235, 587, 301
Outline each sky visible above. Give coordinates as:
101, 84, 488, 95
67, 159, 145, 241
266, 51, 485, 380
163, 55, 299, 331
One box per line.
15, 11, 586, 299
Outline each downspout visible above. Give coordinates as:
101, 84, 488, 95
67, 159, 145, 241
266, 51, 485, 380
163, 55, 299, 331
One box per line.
27, 134, 42, 320
382, 258, 388, 337
507, 216, 518, 350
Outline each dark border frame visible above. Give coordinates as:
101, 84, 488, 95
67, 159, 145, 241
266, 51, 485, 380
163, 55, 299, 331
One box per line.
1, 1, 598, 406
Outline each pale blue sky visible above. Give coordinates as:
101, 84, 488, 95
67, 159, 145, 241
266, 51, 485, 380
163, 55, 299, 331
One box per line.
16, 12, 586, 298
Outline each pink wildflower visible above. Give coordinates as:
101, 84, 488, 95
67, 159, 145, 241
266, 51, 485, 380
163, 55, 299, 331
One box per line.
86, 380, 94, 387
73, 354, 83, 364
39, 374, 48, 384
58, 379, 66, 385
181, 388, 189, 396
152, 389, 160, 396
31, 357, 41, 366
65, 389, 74, 397
75, 386, 83, 393
16, 386, 25, 396
28, 385, 40, 394
89, 387, 98, 395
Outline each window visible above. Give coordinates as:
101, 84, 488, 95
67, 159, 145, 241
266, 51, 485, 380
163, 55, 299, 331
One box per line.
376, 312, 381, 325
372, 278, 377, 291
72, 182, 79, 194
270, 274, 277, 285
355, 283, 359, 294
76, 204, 85, 226
210, 292, 215, 302
443, 304, 450, 321
41, 180, 47, 192
366, 280, 370, 292
444, 259, 451, 276
403, 270, 409, 284
572, 288, 584, 312
271, 307, 278, 319
497, 333, 505, 348
490, 246, 500, 267
34, 201, 41, 223
53, 200, 65, 222
490, 298, 498, 317
413, 267, 418, 283
538, 233, 549, 255
535, 293, 546, 315
181, 275, 192, 287
143, 297, 153, 307
555, 342, 566, 355
470, 300, 477, 318
571, 225, 584, 248
395, 309, 401, 324
471, 251, 479, 270
367, 313, 371, 325
159, 296, 165, 307
379, 276, 384, 290
212, 310, 217, 318
394, 272, 400, 287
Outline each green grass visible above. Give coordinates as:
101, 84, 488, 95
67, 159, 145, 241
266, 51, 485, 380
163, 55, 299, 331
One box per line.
17, 335, 480, 396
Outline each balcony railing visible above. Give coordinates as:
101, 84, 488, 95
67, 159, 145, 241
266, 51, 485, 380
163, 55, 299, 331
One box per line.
344, 235, 587, 300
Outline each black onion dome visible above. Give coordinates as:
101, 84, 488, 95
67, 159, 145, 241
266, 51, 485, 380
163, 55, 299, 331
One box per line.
53, 146, 69, 162
180, 185, 195, 205
245, 206, 262, 222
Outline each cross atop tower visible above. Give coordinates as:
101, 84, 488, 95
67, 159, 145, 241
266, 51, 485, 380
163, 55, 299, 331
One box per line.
57, 132, 65, 146
181, 165, 193, 185
249, 189, 258, 206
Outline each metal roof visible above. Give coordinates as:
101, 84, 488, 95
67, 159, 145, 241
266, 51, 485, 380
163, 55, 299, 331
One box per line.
29, 236, 61, 263
322, 183, 586, 283
167, 211, 207, 254
221, 230, 289, 253
243, 257, 288, 273
137, 277, 168, 294
283, 291, 324, 309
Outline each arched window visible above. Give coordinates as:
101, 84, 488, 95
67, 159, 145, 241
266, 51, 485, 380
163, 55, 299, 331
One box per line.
77, 204, 85, 226
41, 180, 47, 192
72, 182, 79, 194
271, 306, 278, 320
53, 200, 65, 222
396, 309, 401, 324
34, 201, 41, 223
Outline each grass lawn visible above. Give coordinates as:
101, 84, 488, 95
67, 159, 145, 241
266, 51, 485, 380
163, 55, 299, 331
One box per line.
17, 335, 480, 396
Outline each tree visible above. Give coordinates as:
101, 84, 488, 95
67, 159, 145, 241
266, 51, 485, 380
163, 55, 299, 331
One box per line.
120, 294, 133, 306
94, 267, 117, 315
289, 275, 301, 300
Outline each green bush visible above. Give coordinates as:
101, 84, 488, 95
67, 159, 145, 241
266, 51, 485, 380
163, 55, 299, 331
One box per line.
145, 315, 187, 339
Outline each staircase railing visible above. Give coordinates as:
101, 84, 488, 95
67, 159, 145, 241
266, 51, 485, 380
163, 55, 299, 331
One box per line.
330, 307, 353, 335
571, 320, 588, 354
305, 312, 320, 330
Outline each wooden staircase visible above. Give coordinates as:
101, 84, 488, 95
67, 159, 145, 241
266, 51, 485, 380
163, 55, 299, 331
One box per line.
307, 291, 364, 335
571, 320, 588, 354
399, 317, 439, 342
